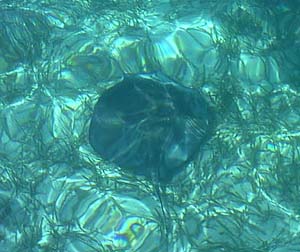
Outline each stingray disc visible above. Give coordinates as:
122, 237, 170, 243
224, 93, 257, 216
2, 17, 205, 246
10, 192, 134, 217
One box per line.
89, 77, 214, 182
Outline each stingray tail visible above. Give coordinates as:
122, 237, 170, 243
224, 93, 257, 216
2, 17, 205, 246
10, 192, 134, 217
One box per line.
152, 169, 171, 251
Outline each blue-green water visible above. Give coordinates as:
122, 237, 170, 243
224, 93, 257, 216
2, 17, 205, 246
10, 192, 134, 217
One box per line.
0, 1, 300, 251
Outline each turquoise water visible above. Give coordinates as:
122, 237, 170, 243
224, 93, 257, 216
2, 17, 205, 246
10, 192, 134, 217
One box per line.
0, 1, 300, 251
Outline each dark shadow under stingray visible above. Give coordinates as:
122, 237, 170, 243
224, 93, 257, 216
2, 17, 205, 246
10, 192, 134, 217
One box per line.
89, 76, 214, 183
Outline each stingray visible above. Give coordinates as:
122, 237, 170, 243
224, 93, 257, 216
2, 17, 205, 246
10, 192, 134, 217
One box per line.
89, 76, 214, 183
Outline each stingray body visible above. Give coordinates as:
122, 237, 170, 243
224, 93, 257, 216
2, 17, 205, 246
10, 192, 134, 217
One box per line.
89, 76, 214, 183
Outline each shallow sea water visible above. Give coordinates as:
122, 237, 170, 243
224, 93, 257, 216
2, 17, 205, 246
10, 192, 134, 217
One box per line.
1, 1, 300, 252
